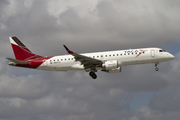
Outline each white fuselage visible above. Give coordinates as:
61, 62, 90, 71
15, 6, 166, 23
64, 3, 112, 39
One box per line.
37, 47, 175, 72
8, 36, 175, 79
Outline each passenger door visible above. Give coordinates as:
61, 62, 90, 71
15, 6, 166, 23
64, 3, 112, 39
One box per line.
151, 50, 155, 58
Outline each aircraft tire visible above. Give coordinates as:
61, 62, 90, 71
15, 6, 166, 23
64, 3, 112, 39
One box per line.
155, 68, 159, 71
89, 71, 97, 79
92, 74, 97, 79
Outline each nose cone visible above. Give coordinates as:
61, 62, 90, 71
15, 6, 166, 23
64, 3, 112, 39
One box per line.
169, 54, 175, 60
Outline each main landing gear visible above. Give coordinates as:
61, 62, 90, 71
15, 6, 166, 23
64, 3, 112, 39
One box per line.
89, 71, 97, 79
155, 63, 159, 71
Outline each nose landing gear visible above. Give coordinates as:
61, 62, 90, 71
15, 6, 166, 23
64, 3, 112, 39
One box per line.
155, 63, 159, 71
155, 67, 159, 71
89, 71, 97, 79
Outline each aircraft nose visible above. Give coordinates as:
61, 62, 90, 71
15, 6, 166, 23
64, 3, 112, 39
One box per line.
169, 54, 175, 60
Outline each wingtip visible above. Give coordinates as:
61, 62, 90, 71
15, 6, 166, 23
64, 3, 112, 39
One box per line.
63, 45, 69, 51
63, 45, 73, 54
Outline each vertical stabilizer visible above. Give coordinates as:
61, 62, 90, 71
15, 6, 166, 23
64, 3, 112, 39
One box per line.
9, 37, 42, 60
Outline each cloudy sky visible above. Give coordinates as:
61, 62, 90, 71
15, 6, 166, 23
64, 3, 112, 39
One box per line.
0, 0, 180, 120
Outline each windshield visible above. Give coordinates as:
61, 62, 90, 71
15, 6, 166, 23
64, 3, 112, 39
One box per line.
159, 50, 166, 52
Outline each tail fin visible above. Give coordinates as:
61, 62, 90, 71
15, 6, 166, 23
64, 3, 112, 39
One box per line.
9, 37, 42, 60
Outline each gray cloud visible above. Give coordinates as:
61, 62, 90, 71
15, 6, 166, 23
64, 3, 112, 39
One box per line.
0, 0, 180, 120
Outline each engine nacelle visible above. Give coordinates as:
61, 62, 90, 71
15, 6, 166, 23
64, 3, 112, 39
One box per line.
102, 67, 122, 74
102, 60, 118, 70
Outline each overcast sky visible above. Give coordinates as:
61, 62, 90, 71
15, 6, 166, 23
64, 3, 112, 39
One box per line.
0, 0, 180, 120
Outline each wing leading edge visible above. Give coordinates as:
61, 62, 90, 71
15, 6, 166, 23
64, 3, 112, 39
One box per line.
63, 45, 103, 70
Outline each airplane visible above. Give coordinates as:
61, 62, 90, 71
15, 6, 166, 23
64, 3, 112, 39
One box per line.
7, 37, 175, 79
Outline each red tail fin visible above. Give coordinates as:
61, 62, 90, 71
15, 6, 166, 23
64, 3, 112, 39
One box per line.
9, 37, 42, 60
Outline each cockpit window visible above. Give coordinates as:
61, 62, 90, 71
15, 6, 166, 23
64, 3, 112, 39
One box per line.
159, 50, 166, 52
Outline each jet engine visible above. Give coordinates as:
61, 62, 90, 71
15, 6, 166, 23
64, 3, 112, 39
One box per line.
102, 60, 119, 69
102, 60, 122, 74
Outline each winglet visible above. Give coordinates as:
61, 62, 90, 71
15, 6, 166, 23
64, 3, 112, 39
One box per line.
63, 45, 74, 54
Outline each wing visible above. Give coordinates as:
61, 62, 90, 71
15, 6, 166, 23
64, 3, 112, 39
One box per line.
63, 45, 103, 70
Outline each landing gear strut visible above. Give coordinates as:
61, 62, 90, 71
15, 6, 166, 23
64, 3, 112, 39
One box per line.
89, 71, 97, 79
155, 63, 159, 71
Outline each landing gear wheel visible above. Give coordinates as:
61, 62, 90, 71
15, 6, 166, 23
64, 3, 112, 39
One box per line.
155, 68, 159, 71
92, 74, 97, 79
89, 71, 94, 76
155, 63, 159, 71
89, 71, 97, 79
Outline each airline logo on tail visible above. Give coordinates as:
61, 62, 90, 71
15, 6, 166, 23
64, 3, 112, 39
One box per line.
9, 37, 42, 60
7, 37, 52, 69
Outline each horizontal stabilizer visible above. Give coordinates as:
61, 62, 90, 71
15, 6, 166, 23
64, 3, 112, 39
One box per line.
6, 58, 29, 65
